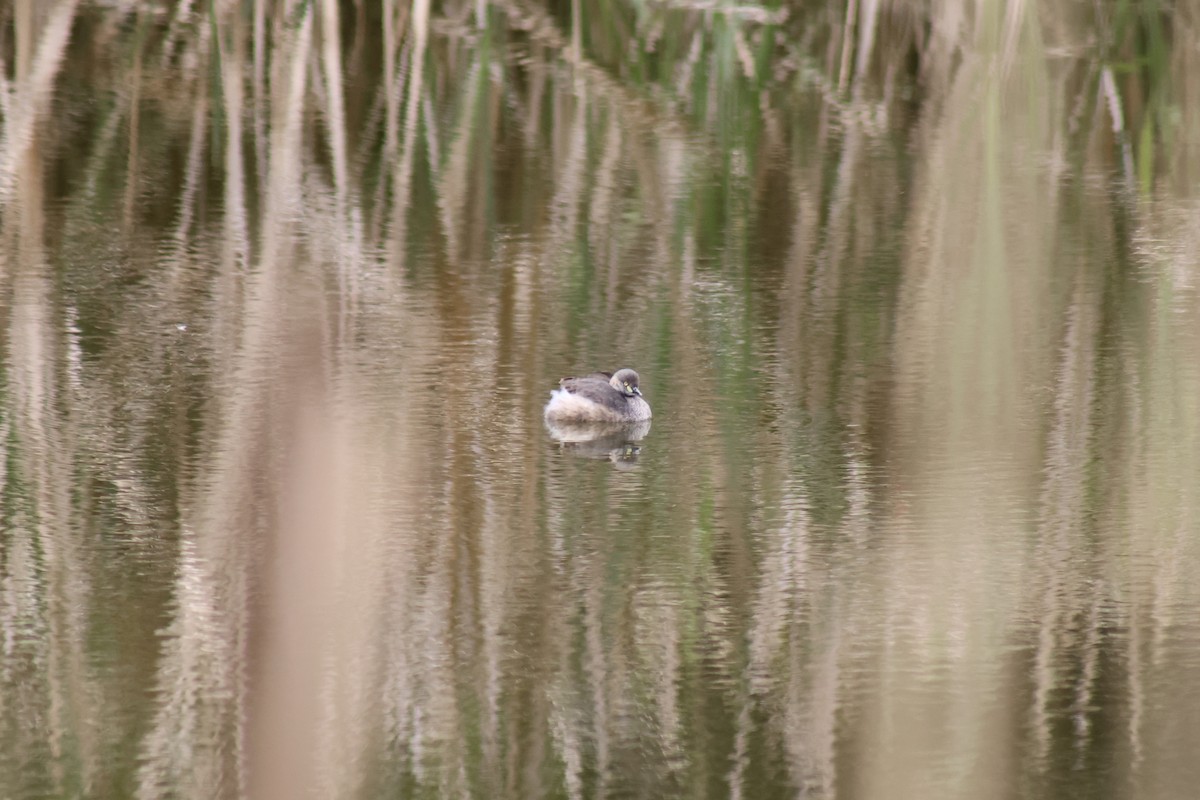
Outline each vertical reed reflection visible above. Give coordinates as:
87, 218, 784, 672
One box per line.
858, 6, 1053, 795
2, 2, 1200, 799
2, 3, 93, 797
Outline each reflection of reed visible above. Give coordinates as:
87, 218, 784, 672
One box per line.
387, 0, 429, 259
0, 0, 79, 210
6, 1, 1200, 797
1029, 275, 1100, 767
137, 5, 325, 798
730, 494, 812, 800
3, 4, 94, 794
865, 5, 1055, 795
1117, 209, 1200, 796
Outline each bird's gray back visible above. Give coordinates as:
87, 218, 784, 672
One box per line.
560, 376, 624, 410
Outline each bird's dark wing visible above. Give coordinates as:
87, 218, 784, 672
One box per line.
560, 371, 611, 383
559, 376, 621, 405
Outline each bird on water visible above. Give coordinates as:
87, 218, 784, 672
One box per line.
543, 368, 652, 424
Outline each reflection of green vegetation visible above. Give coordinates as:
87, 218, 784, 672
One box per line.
3, 1, 1200, 798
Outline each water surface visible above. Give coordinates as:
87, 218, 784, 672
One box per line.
2, 2, 1200, 799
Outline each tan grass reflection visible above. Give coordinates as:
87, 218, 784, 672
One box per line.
0, 0, 80, 211
857, 5, 1056, 796
2, 3, 94, 795
1117, 206, 1200, 797
5, 1, 1200, 799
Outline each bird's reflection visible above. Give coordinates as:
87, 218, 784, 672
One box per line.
545, 419, 651, 469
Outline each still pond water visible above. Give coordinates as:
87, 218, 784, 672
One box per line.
3, 2, 1200, 798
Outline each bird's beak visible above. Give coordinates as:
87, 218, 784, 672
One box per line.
632, 386, 643, 396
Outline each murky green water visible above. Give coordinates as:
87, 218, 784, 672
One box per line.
3, 2, 1200, 798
